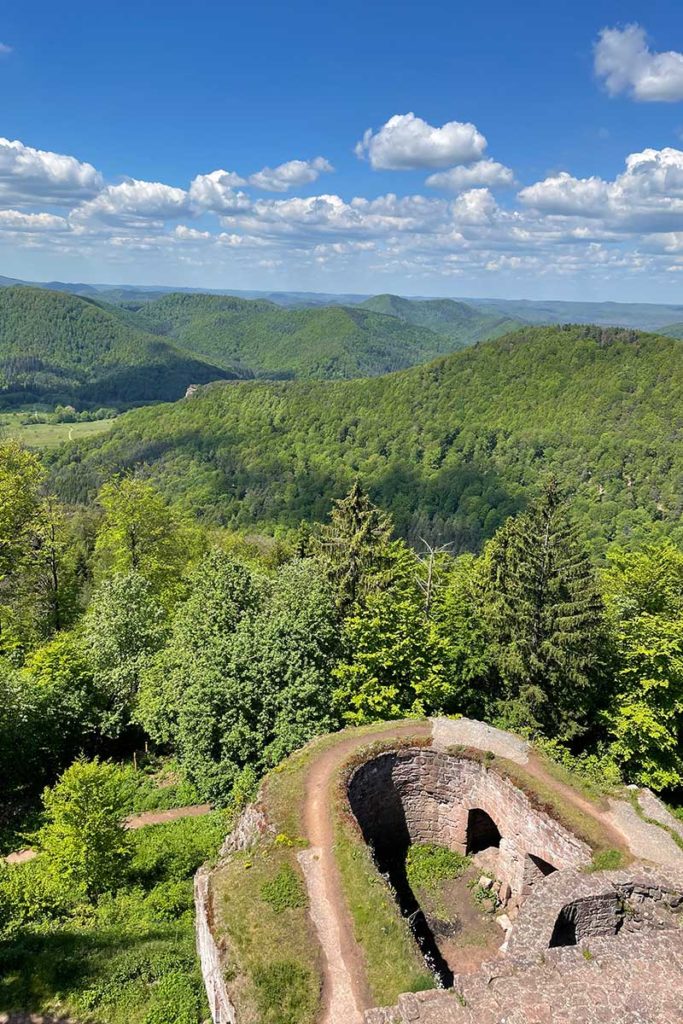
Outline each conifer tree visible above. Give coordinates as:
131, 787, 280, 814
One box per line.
483, 479, 606, 737
314, 481, 393, 613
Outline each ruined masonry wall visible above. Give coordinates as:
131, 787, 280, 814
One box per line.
347, 749, 591, 897
194, 803, 269, 1024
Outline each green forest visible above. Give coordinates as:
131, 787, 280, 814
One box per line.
48, 323, 683, 554
1, 303, 682, 1022
359, 293, 520, 345
122, 292, 470, 378
0, 287, 235, 408
1, 454, 681, 1024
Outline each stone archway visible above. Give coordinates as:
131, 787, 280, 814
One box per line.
465, 808, 502, 854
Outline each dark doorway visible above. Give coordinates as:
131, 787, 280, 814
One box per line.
549, 907, 577, 947
528, 854, 557, 877
466, 808, 502, 854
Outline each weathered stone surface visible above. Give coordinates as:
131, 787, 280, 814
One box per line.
431, 717, 529, 764
637, 788, 683, 843
365, 928, 683, 1023
606, 797, 683, 866
196, 799, 272, 1024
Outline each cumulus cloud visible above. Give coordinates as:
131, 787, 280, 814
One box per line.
248, 156, 333, 192
518, 172, 610, 217
0, 209, 68, 232
519, 148, 683, 230
355, 113, 487, 170
451, 188, 499, 225
188, 170, 252, 213
595, 24, 683, 102
70, 179, 189, 228
426, 159, 515, 192
0, 137, 103, 206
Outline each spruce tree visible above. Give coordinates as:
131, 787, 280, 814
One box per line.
483, 479, 606, 738
315, 481, 393, 613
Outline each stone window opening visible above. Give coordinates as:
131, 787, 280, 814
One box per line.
466, 808, 502, 855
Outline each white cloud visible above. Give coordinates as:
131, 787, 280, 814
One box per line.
173, 225, 212, 241
248, 156, 333, 192
519, 148, 683, 230
0, 209, 67, 232
355, 113, 487, 170
595, 24, 683, 102
188, 170, 252, 213
451, 188, 499, 225
71, 179, 189, 228
0, 42, 11, 55
426, 159, 515, 192
0, 137, 103, 206
518, 171, 610, 217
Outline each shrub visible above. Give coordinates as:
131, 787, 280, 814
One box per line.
405, 843, 470, 892
142, 971, 202, 1024
252, 960, 316, 1024
260, 865, 307, 913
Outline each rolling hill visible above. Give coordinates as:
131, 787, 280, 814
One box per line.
131, 292, 458, 378
49, 324, 683, 553
0, 287, 235, 408
657, 322, 683, 339
359, 293, 520, 347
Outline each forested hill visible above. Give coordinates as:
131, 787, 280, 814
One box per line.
359, 293, 520, 347
658, 322, 683, 339
49, 324, 683, 553
0, 287, 235, 407
130, 292, 457, 378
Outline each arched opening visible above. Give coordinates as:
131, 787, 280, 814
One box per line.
466, 808, 501, 854
549, 907, 577, 947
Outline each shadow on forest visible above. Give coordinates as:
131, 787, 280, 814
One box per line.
0, 924, 175, 1013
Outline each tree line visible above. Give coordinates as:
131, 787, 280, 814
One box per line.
2, 440, 681, 835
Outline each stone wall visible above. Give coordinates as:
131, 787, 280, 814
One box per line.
194, 801, 271, 1024
506, 864, 683, 963
347, 748, 590, 898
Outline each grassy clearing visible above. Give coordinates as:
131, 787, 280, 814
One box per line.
0, 811, 229, 1023
0, 412, 114, 448
212, 842, 320, 1024
405, 844, 470, 894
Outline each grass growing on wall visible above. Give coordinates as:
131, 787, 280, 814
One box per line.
212, 841, 321, 1024
332, 738, 435, 1006
463, 749, 630, 868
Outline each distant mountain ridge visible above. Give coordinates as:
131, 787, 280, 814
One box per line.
128, 292, 470, 379
4, 271, 683, 330
49, 323, 683, 553
359, 293, 520, 347
0, 287, 235, 407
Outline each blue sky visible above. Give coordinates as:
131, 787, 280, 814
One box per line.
2, 1, 683, 299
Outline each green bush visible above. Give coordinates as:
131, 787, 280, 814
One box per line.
142, 971, 202, 1024
130, 811, 228, 886
405, 843, 470, 892
252, 960, 317, 1024
260, 865, 307, 913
